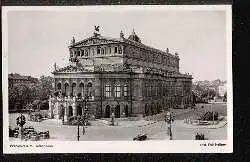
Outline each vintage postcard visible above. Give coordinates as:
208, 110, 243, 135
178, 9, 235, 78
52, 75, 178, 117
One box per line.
2, 5, 232, 153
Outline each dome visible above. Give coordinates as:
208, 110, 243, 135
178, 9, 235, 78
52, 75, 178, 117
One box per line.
128, 29, 141, 43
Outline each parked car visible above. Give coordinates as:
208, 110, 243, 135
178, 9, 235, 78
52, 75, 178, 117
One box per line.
133, 134, 148, 141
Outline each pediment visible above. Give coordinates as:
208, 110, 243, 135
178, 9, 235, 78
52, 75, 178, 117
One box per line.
73, 36, 121, 47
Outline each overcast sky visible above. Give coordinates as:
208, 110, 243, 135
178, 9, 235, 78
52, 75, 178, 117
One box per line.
7, 7, 228, 81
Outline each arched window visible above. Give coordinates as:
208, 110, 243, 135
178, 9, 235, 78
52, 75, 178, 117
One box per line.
105, 83, 111, 97
64, 82, 69, 96
57, 83, 61, 91
114, 84, 121, 98
123, 84, 128, 97
87, 82, 92, 96
101, 48, 104, 55
97, 48, 100, 54
72, 83, 76, 96
79, 82, 84, 96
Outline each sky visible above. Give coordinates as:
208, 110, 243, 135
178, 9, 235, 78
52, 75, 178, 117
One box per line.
7, 7, 228, 81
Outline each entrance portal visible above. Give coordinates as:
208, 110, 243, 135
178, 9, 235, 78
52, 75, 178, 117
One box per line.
77, 105, 82, 116
115, 105, 120, 118
59, 105, 64, 119
124, 105, 129, 117
105, 105, 110, 118
68, 106, 73, 117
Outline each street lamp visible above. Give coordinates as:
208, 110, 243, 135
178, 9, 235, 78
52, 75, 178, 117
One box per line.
165, 111, 174, 140
16, 113, 26, 140
76, 115, 85, 141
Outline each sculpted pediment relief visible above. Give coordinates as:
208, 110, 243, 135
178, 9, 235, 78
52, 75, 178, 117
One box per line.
74, 37, 119, 47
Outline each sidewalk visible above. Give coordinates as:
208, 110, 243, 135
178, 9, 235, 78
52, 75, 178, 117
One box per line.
94, 119, 157, 128
174, 119, 227, 129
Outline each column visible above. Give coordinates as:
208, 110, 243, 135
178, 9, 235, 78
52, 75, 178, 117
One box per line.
72, 97, 77, 116
48, 98, 53, 118
64, 97, 68, 122
54, 100, 59, 119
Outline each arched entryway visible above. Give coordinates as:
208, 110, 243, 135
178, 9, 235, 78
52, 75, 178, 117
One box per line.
157, 103, 160, 114
59, 105, 64, 119
124, 105, 129, 117
68, 106, 73, 117
77, 105, 82, 116
145, 104, 149, 116
150, 103, 154, 115
115, 105, 120, 118
105, 105, 110, 118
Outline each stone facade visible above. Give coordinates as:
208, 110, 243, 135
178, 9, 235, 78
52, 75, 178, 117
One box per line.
49, 29, 193, 121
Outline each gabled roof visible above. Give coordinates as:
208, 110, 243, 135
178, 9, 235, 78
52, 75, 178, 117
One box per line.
70, 34, 178, 59
69, 35, 123, 48
52, 65, 93, 74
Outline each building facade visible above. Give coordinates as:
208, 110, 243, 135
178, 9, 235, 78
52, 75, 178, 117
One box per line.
218, 83, 227, 97
8, 73, 38, 88
48, 28, 193, 121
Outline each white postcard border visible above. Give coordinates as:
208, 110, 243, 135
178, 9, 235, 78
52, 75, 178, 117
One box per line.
2, 5, 233, 153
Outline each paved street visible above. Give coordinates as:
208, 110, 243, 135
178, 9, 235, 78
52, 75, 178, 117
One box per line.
9, 103, 227, 141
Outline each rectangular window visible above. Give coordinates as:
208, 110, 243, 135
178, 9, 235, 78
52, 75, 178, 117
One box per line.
114, 47, 118, 53
124, 85, 128, 97
105, 84, 111, 97
115, 85, 121, 97
77, 51, 80, 56
109, 48, 111, 54
97, 48, 100, 54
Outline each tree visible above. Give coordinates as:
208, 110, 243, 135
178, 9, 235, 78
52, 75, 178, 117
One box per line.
8, 84, 34, 110
37, 75, 53, 100
8, 86, 19, 110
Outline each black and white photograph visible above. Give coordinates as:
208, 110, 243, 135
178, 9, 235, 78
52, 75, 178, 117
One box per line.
2, 5, 232, 153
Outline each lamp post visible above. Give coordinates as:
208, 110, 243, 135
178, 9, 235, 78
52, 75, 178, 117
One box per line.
16, 113, 26, 140
77, 115, 85, 141
165, 111, 174, 140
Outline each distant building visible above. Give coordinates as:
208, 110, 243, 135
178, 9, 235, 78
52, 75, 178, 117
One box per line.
49, 27, 193, 121
8, 73, 38, 88
218, 83, 227, 97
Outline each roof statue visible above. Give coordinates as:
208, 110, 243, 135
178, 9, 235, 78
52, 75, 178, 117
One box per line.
128, 28, 141, 43
166, 48, 169, 53
120, 30, 124, 39
71, 36, 75, 45
94, 25, 100, 37
54, 62, 57, 71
